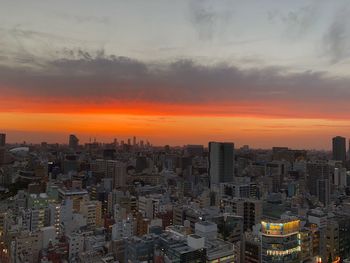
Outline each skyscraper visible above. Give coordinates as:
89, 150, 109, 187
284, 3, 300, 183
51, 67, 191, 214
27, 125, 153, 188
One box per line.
69, 134, 79, 150
0, 133, 5, 165
306, 162, 331, 196
208, 142, 234, 187
0, 133, 5, 147
332, 136, 346, 162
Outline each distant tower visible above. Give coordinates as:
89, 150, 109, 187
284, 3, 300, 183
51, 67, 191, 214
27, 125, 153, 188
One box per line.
0, 133, 5, 165
0, 133, 5, 147
208, 142, 234, 188
332, 136, 346, 162
133, 136, 137, 146
69, 134, 79, 150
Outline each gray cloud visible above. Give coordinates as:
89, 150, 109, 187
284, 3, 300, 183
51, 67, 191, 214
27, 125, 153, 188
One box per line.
188, 0, 234, 41
54, 12, 110, 25
1, 49, 350, 118
323, 6, 350, 63
268, 2, 320, 38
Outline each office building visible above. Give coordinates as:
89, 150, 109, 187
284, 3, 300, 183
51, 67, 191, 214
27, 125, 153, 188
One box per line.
317, 179, 330, 207
0, 133, 5, 147
209, 142, 234, 188
332, 136, 346, 162
0, 133, 5, 165
221, 198, 262, 231
261, 218, 301, 263
306, 162, 331, 196
69, 134, 79, 150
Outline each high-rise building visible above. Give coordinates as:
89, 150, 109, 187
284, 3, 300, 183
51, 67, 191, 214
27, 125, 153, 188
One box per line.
317, 179, 330, 207
69, 134, 79, 150
261, 218, 301, 263
221, 198, 262, 231
306, 162, 331, 196
209, 142, 234, 188
0, 133, 5, 165
332, 136, 346, 162
80, 200, 102, 229
0, 133, 5, 147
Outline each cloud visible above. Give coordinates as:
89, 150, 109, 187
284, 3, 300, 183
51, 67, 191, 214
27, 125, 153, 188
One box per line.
268, 2, 320, 38
323, 6, 350, 63
54, 12, 110, 25
1, 49, 350, 119
188, 0, 234, 40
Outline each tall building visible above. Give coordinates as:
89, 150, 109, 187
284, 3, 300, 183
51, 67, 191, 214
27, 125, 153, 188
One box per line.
0, 133, 5, 165
69, 134, 79, 150
332, 136, 346, 162
261, 218, 301, 263
317, 179, 330, 207
306, 162, 331, 196
0, 133, 5, 147
221, 198, 262, 231
209, 142, 234, 188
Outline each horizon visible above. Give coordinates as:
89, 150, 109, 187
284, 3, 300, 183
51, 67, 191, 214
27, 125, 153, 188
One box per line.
1, 130, 344, 151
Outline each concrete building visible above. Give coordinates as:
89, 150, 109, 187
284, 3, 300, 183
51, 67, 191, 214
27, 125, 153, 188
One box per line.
14, 231, 42, 263
67, 232, 85, 261
69, 134, 79, 150
332, 136, 346, 162
0, 133, 5, 147
112, 216, 134, 240
261, 218, 301, 263
126, 235, 158, 263
221, 198, 262, 231
80, 200, 102, 229
209, 142, 234, 188
306, 162, 331, 197
58, 187, 89, 212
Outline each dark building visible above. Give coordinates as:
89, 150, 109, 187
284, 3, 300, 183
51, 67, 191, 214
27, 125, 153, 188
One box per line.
0, 133, 5, 165
244, 235, 261, 263
184, 145, 204, 157
306, 162, 331, 196
103, 149, 116, 160
126, 235, 157, 263
317, 179, 330, 206
69, 134, 79, 150
337, 215, 350, 259
136, 156, 148, 173
158, 233, 207, 263
332, 136, 346, 162
208, 142, 234, 187
210, 214, 243, 243
0, 133, 5, 147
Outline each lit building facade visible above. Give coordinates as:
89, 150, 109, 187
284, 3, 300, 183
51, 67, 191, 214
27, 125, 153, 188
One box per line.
261, 219, 301, 263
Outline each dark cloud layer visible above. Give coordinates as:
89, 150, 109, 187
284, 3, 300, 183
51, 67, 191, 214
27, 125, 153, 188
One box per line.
0, 50, 350, 117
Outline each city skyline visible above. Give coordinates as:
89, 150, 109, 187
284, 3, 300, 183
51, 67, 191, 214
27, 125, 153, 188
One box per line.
2, 2, 350, 262
2, 1, 350, 148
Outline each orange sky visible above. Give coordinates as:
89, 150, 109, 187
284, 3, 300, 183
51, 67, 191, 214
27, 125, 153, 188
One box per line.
0, 94, 349, 149
1, 108, 349, 149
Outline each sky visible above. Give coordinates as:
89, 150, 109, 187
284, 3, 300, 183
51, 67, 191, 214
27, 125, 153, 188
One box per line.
1, 0, 350, 149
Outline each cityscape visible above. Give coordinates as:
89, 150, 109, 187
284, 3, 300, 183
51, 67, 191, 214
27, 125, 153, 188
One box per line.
2, 1, 350, 263
0, 133, 349, 263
